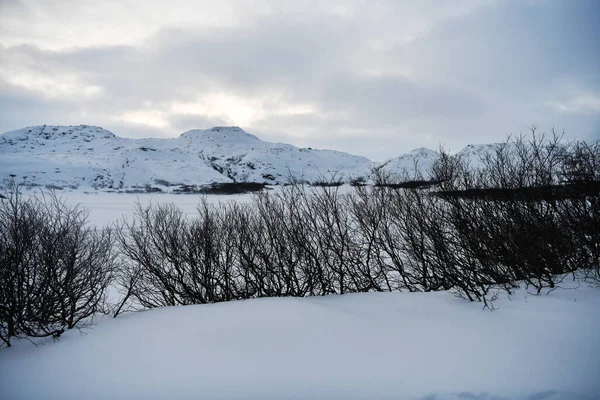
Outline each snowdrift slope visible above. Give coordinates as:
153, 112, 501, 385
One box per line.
1, 282, 599, 400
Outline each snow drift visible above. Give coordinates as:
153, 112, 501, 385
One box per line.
0, 280, 598, 400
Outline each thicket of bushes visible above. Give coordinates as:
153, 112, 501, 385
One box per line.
0, 190, 117, 346
1, 131, 598, 346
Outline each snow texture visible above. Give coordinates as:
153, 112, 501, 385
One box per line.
0, 125, 498, 190
1, 279, 598, 400
0, 125, 370, 189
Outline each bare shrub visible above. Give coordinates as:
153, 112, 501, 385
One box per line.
113, 129, 599, 313
0, 185, 116, 347
431, 129, 598, 298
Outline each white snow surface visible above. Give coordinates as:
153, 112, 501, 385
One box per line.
1, 279, 599, 400
373, 147, 440, 180
0, 125, 372, 189
65, 191, 256, 226
0, 124, 500, 190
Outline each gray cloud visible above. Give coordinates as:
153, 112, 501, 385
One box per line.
0, 0, 598, 160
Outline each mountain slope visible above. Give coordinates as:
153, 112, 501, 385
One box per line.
0, 125, 374, 190
374, 147, 440, 180
0, 124, 501, 191
0, 125, 229, 190
181, 127, 371, 184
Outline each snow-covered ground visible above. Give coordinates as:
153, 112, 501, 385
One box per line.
1, 279, 598, 400
48, 186, 355, 226
1, 193, 599, 400
60, 191, 257, 226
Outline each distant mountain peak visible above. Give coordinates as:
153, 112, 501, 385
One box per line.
180, 126, 255, 138
209, 126, 243, 132
406, 147, 437, 156
2, 125, 117, 144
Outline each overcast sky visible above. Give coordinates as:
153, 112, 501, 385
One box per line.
0, 0, 598, 160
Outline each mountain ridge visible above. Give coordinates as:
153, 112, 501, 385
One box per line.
0, 124, 494, 191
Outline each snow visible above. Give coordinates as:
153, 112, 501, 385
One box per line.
0, 124, 498, 191
60, 192, 255, 226
374, 147, 441, 180
1, 280, 599, 400
0, 125, 372, 189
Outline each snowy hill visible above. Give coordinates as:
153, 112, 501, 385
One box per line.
374, 147, 441, 180
180, 127, 371, 184
1, 281, 598, 400
0, 124, 498, 191
0, 125, 373, 190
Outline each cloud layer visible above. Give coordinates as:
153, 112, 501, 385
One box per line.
1, 0, 598, 160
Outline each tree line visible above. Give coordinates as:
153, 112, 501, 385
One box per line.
1, 130, 598, 346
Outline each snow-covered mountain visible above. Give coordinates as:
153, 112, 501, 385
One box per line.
180, 127, 370, 184
373, 147, 440, 181
0, 124, 494, 191
0, 125, 372, 190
